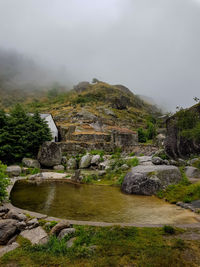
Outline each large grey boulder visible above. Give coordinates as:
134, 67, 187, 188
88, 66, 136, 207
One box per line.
38, 142, 62, 167
20, 226, 48, 245
91, 155, 101, 165
6, 166, 21, 177
22, 158, 40, 169
79, 154, 92, 169
185, 166, 200, 179
122, 165, 182, 196
50, 221, 71, 236
0, 219, 19, 245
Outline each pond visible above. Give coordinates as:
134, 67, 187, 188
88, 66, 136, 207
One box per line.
10, 180, 199, 224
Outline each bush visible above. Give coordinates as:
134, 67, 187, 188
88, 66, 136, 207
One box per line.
137, 128, 147, 143
163, 225, 175, 235
126, 157, 139, 167
0, 161, 10, 203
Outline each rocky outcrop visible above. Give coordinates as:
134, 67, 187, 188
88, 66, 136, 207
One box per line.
38, 142, 62, 167
165, 104, 200, 158
22, 158, 40, 169
79, 154, 92, 169
122, 165, 182, 195
185, 166, 200, 179
20, 226, 48, 245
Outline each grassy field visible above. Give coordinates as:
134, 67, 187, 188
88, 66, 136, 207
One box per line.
1, 225, 200, 267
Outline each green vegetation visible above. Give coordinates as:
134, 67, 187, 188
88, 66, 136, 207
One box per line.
176, 108, 200, 142
192, 158, 200, 169
137, 115, 157, 143
157, 168, 200, 203
0, 105, 52, 164
1, 225, 199, 267
162, 225, 175, 235
0, 161, 9, 203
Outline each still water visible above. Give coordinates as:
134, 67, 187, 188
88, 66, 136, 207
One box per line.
10, 181, 198, 224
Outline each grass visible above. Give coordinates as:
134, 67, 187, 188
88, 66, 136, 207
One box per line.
157, 168, 200, 203
1, 225, 200, 267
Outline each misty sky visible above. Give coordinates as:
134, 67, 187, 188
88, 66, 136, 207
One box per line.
0, 0, 200, 111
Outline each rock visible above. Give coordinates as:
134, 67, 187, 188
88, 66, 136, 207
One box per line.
98, 170, 106, 176
103, 108, 116, 117
38, 142, 62, 167
155, 133, 166, 147
27, 218, 39, 229
99, 160, 110, 170
137, 156, 152, 165
121, 164, 129, 170
152, 157, 164, 165
185, 166, 200, 178
58, 228, 76, 239
122, 165, 182, 196
61, 156, 67, 165
22, 158, 40, 169
0, 206, 9, 213
79, 154, 92, 169
190, 158, 200, 165
6, 209, 27, 222
0, 219, 19, 245
163, 160, 169, 165
50, 221, 71, 236
91, 155, 101, 165
169, 159, 178, 166
71, 170, 83, 182
20, 226, 48, 245
66, 237, 76, 248
74, 81, 90, 93
0, 242, 19, 257
17, 221, 26, 231
178, 159, 186, 166
67, 158, 77, 170
6, 166, 21, 177
53, 165, 65, 171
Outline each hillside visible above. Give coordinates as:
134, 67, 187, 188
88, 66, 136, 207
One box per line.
19, 81, 161, 152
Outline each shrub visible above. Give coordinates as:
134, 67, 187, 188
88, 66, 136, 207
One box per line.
163, 225, 175, 235
126, 157, 139, 167
137, 128, 147, 143
0, 161, 10, 203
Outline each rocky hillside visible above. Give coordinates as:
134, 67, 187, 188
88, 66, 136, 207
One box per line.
27, 81, 161, 152
165, 103, 200, 158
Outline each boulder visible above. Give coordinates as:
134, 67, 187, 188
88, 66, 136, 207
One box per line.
121, 164, 129, 170
0, 219, 19, 245
99, 160, 110, 170
6, 209, 27, 222
91, 155, 101, 165
185, 166, 200, 179
137, 156, 153, 165
189, 158, 200, 165
58, 228, 76, 239
38, 142, 62, 167
67, 158, 77, 170
20, 226, 48, 245
50, 221, 71, 236
152, 157, 164, 165
53, 165, 65, 171
67, 237, 76, 248
0, 242, 19, 257
79, 154, 92, 169
27, 218, 39, 229
6, 166, 21, 177
122, 165, 182, 196
22, 158, 40, 169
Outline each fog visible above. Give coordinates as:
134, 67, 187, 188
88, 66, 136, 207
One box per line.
0, 0, 200, 111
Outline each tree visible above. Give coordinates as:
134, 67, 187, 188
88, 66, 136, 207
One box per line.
137, 128, 147, 143
0, 105, 52, 164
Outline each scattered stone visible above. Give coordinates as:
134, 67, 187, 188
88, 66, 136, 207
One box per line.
0, 219, 19, 245
163, 159, 169, 165
6, 209, 27, 222
91, 155, 101, 165
53, 165, 65, 171
99, 160, 110, 170
0, 206, 9, 213
22, 158, 40, 169
0, 242, 19, 257
169, 160, 178, 166
122, 165, 181, 196
79, 154, 92, 169
185, 166, 200, 179
27, 218, 39, 229
67, 158, 77, 170
66, 237, 76, 248
178, 159, 186, 166
6, 166, 21, 177
137, 156, 153, 165
20, 226, 48, 245
58, 228, 76, 239
50, 221, 71, 236
189, 158, 200, 165
121, 164, 129, 170
152, 157, 164, 165
17, 221, 26, 231
38, 142, 62, 167
98, 170, 106, 176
